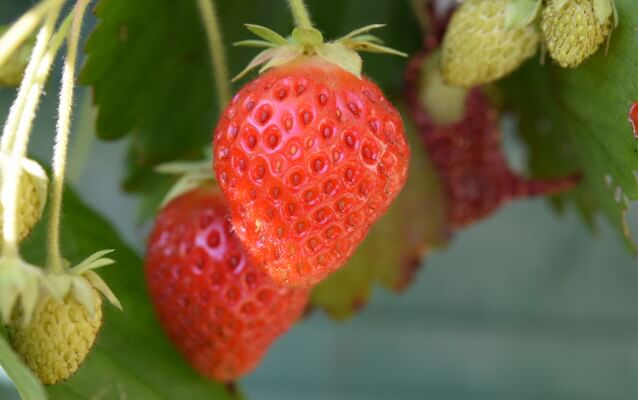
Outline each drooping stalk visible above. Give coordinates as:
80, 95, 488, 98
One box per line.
1, 9, 71, 256
0, 0, 65, 154
0, 0, 58, 70
48, 0, 91, 273
195, 0, 231, 111
286, 0, 314, 29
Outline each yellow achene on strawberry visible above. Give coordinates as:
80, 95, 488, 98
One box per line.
541, 0, 617, 68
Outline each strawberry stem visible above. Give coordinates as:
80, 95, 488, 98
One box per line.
48, 0, 90, 274
0, 0, 57, 80
195, 0, 231, 111
0, 0, 65, 154
1, 3, 67, 256
287, 0, 314, 29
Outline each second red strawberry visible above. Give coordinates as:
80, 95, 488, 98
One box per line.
145, 187, 309, 381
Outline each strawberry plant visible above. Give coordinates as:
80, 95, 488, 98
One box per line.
0, 0, 636, 398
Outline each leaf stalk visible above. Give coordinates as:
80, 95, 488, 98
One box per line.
195, 0, 231, 111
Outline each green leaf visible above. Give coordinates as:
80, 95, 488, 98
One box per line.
80, 0, 217, 190
17, 188, 237, 399
0, 326, 47, 400
311, 121, 448, 319
501, 0, 638, 251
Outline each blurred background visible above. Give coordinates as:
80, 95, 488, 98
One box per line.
2, 0, 638, 399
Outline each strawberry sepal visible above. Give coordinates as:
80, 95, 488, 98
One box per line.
233, 23, 405, 80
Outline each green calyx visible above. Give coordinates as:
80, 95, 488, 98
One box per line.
503, 0, 618, 30
233, 23, 406, 80
43, 249, 122, 319
0, 257, 42, 325
592, 0, 618, 27
155, 159, 215, 208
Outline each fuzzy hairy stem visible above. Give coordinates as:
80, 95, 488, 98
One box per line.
0, 0, 65, 154
1, 5, 68, 257
48, 0, 90, 273
195, 0, 231, 110
287, 0, 314, 29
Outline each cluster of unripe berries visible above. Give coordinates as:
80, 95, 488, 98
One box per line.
441, 0, 617, 88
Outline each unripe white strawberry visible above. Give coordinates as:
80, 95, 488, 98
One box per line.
441, 0, 540, 87
9, 291, 102, 385
0, 26, 33, 87
0, 157, 48, 243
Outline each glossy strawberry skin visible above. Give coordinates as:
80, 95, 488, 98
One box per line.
145, 187, 309, 382
214, 56, 410, 288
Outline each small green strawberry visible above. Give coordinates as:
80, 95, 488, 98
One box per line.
0, 26, 34, 87
441, 0, 541, 87
0, 157, 48, 244
541, 0, 618, 68
8, 250, 121, 384
418, 51, 468, 125
9, 290, 102, 385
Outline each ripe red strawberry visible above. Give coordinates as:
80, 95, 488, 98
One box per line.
405, 49, 579, 230
214, 56, 409, 287
145, 187, 309, 381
